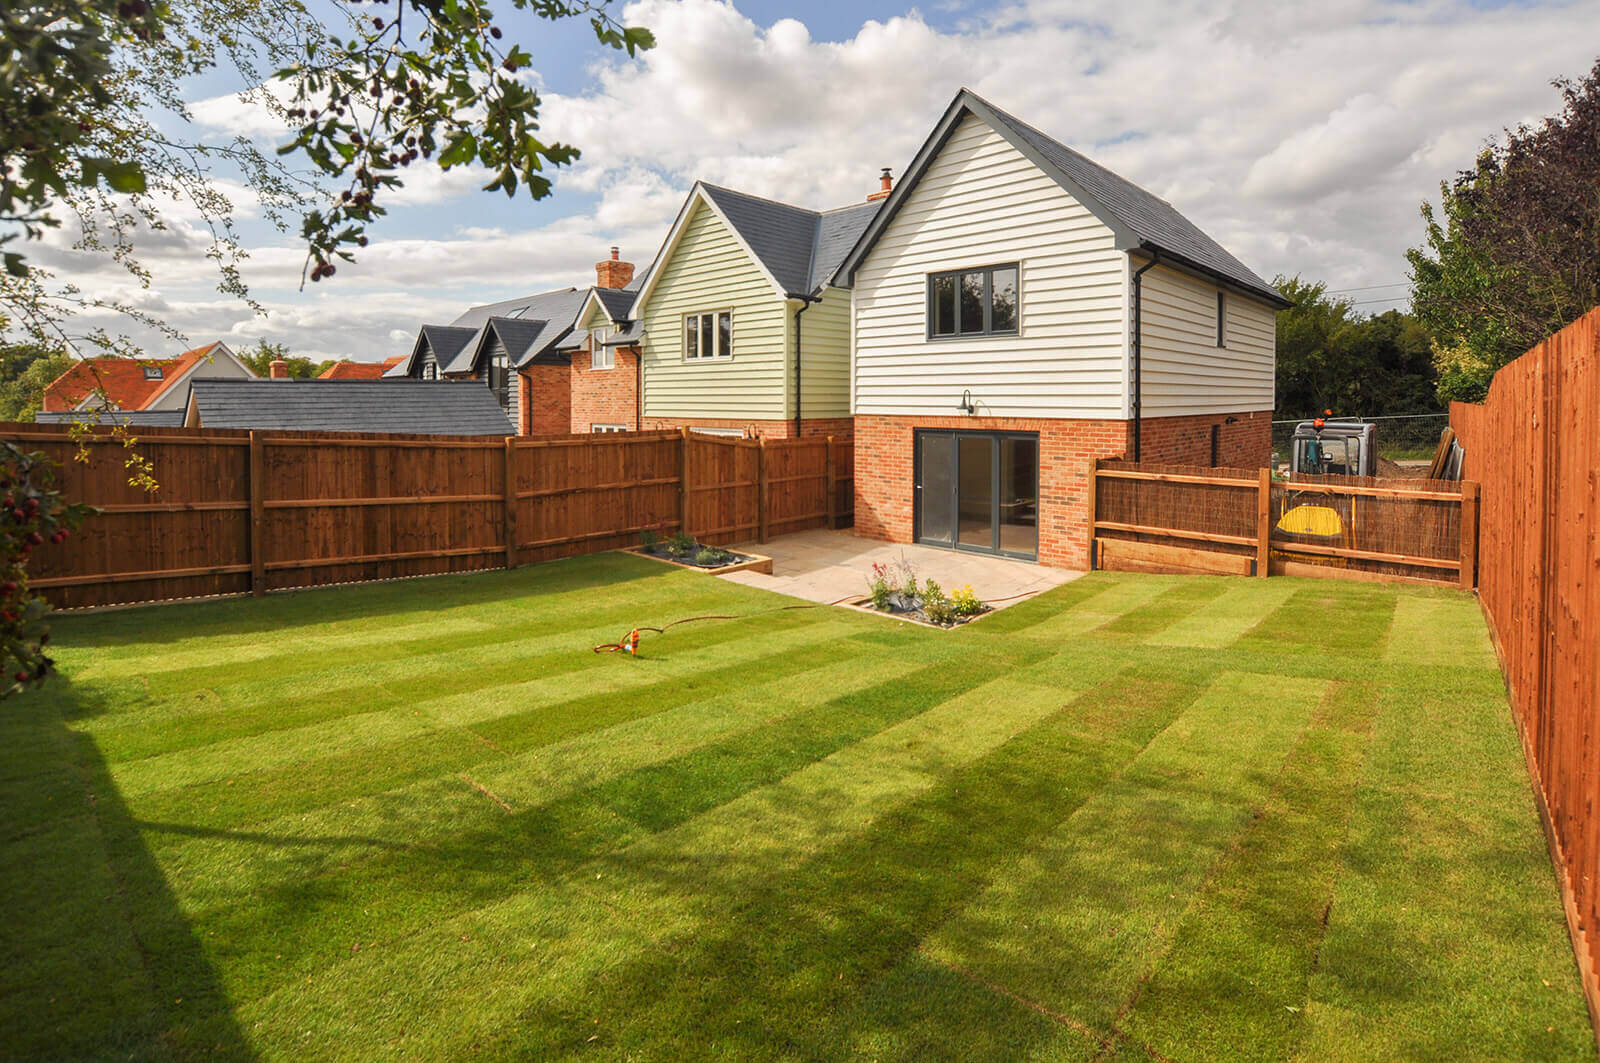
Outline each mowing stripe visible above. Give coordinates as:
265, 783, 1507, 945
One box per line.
1112, 681, 1380, 1062
915, 670, 1328, 1042
106, 614, 848, 799
1292, 687, 1594, 1062
154, 649, 1022, 1003
1233, 583, 1398, 658
116, 620, 863, 829
1147, 580, 1301, 649
1383, 593, 1498, 670
232, 661, 1083, 1053
1094, 579, 1233, 642
1005, 575, 1181, 640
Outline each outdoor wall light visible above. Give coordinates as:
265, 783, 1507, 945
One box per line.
958, 389, 975, 415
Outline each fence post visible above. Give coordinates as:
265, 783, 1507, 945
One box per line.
1458, 479, 1479, 590
502, 436, 519, 570
825, 436, 836, 530
1084, 458, 1098, 570
755, 437, 769, 543
1255, 466, 1272, 578
679, 425, 692, 537
248, 430, 265, 596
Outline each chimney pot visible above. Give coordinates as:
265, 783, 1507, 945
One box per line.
610, 246, 620, 261
868, 168, 894, 202
269, 358, 290, 380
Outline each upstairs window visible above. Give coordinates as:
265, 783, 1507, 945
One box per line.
1216, 292, 1226, 347
488, 344, 509, 408
684, 311, 733, 360
422, 360, 438, 380
591, 328, 614, 370
143, 366, 164, 380
928, 264, 1019, 338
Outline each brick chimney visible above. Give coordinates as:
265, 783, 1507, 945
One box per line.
867, 168, 893, 202
269, 358, 290, 379
595, 247, 635, 290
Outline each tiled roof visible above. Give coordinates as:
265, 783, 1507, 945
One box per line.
188, 380, 512, 435
41, 343, 219, 411
697, 184, 884, 297
834, 88, 1289, 307
319, 356, 404, 379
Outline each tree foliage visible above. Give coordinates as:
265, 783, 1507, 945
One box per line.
0, 441, 93, 699
236, 340, 331, 379
0, 340, 70, 422
1274, 275, 1439, 420
1408, 58, 1600, 403
2, 0, 651, 349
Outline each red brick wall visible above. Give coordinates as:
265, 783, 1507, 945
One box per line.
570, 344, 639, 432
1138, 410, 1272, 468
519, 364, 571, 436
639, 416, 854, 441
854, 414, 1131, 569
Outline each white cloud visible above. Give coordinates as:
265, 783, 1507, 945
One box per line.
28, 0, 1600, 360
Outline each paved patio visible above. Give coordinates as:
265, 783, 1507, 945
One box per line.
721, 529, 1080, 610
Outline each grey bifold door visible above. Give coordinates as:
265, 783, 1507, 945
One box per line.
915, 430, 1038, 559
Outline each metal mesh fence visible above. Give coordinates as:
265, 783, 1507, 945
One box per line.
1271, 414, 1451, 475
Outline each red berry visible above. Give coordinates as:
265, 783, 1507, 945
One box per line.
25, 532, 43, 546
1, 581, 16, 594
13, 672, 26, 683
11, 509, 24, 522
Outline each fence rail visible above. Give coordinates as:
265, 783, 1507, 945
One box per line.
6, 423, 853, 609
1450, 307, 1600, 1038
1089, 458, 1475, 586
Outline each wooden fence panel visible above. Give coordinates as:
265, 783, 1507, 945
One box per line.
6, 423, 847, 609
1452, 307, 1600, 1035
1089, 458, 1468, 585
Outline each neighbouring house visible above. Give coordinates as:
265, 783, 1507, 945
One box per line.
37, 342, 256, 419
570, 264, 645, 432
318, 357, 404, 379
183, 379, 512, 435
834, 89, 1289, 568
388, 287, 594, 435
625, 180, 883, 439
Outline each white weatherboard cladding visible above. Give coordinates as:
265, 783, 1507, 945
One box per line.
1137, 261, 1276, 416
639, 201, 789, 421
799, 285, 851, 418
852, 114, 1127, 419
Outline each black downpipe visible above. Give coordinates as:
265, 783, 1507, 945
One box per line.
1130, 249, 1160, 462
792, 294, 819, 437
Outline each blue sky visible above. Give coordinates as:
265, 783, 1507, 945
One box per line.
34, 0, 1600, 362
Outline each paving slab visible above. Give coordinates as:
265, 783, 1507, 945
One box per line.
718, 529, 1081, 611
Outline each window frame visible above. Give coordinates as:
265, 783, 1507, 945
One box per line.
488, 343, 510, 409
591, 424, 627, 433
926, 262, 1020, 340
1216, 291, 1226, 348
143, 365, 164, 380
682, 309, 734, 362
590, 327, 615, 371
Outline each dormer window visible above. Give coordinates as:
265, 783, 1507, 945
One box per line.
143, 366, 164, 380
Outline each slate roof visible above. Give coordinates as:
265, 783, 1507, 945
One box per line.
696, 184, 884, 298
445, 317, 550, 374
591, 287, 635, 322
35, 408, 187, 427
834, 89, 1289, 307
187, 380, 512, 435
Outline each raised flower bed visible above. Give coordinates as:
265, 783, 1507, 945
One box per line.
857, 557, 989, 628
625, 531, 772, 576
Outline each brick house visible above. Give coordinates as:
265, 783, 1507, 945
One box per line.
833, 89, 1288, 568
571, 275, 643, 432
624, 181, 883, 440
38, 342, 256, 422
389, 253, 642, 436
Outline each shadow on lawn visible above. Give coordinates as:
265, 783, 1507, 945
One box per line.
52, 550, 663, 649
3, 675, 255, 1060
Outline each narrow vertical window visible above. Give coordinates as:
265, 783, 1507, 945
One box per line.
685, 315, 699, 358
990, 266, 1018, 332
1216, 292, 1226, 347
700, 315, 714, 359
718, 312, 732, 358
959, 271, 985, 333
932, 275, 956, 336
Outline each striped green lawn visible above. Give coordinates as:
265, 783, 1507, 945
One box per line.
1, 552, 1591, 1061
